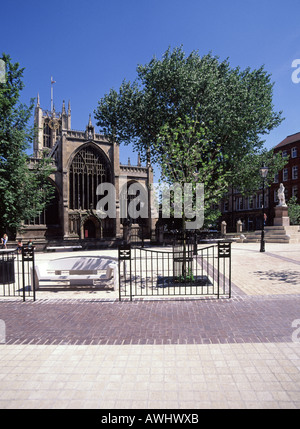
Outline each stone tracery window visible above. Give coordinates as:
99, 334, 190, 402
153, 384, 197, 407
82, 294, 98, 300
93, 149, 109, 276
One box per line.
43, 121, 51, 148
69, 146, 111, 210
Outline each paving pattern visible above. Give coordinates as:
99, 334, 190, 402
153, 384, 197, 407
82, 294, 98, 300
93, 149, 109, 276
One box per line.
1, 293, 300, 346
0, 242, 300, 409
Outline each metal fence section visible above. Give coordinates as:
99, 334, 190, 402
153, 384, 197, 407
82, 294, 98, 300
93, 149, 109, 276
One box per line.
0, 247, 36, 301
118, 242, 231, 301
124, 225, 144, 247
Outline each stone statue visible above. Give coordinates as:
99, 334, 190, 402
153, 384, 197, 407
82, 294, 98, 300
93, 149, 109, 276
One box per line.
277, 183, 287, 207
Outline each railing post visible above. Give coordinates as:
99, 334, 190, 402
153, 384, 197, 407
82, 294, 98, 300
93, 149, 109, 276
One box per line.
228, 243, 232, 299
32, 249, 36, 302
21, 246, 35, 302
217, 241, 231, 298
217, 245, 220, 299
21, 248, 26, 302
118, 244, 131, 301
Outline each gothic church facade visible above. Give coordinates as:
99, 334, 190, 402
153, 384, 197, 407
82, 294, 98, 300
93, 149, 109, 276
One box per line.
20, 97, 156, 245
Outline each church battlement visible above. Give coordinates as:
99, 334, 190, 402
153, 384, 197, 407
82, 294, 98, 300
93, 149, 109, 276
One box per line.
65, 129, 108, 142
120, 164, 148, 174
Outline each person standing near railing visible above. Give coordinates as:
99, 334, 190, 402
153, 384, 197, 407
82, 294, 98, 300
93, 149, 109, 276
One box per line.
17, 239, 23, 254
1, 234, 8, 249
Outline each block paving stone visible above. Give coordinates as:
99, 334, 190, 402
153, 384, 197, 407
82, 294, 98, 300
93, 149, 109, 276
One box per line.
0, 242, 300, 409
0, 293, 299, 345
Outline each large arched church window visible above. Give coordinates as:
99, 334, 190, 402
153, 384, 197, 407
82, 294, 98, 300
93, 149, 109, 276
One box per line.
69, 145, 111, 210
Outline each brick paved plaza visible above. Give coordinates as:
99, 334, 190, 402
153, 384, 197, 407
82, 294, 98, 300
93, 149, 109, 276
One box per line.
0, 242, 300, 409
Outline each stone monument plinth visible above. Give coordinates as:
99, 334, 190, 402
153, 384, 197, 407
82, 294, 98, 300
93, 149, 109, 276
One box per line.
274, 183, 290, 226
274, 205, 290, 226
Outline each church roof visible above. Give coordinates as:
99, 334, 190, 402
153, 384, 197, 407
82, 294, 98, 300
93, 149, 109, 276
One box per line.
274, 131, 300, 149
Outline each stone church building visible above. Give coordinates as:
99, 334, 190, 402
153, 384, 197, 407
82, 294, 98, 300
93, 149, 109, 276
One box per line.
20, 96, 156, 246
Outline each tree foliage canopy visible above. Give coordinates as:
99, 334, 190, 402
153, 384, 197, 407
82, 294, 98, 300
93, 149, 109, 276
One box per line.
95, 47, 285, 222
0, 54, 54, 235
95, 46, 283, 164
288, 196, 300, 225
155, 115, 230, 225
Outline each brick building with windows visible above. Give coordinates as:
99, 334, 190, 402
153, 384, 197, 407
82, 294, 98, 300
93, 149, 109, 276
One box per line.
220, 132, 300, 233
270, 132, 299, 210
220, 186, 269, 233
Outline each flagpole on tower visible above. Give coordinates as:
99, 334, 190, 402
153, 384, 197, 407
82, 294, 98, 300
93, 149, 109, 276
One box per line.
51, 76, 56, 112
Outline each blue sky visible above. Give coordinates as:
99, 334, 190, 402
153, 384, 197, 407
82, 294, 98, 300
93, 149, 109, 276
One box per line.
2, 0, 300, 173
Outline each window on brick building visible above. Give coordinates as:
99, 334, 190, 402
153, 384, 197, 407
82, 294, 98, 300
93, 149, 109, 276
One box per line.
292, 166, 298, 180
237, 197, 243, 211
292, 186, 298, 198
248, 196, 254, 209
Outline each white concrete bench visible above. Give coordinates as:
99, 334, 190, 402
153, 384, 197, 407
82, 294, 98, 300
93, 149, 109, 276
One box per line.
33, 256, 118, 290
46, 246, 83, 252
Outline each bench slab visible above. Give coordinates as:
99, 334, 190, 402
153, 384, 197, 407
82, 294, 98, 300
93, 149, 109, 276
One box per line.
46, 246, 83, 252
33, 256, 118, 290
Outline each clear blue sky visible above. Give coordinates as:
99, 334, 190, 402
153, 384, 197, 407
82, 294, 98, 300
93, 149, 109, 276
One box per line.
2, 0, 300, 172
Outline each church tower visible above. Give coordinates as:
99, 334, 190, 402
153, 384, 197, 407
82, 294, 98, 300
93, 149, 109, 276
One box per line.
33, 95, 71, 156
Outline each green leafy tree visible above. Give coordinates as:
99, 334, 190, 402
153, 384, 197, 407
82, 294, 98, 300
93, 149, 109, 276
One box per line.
231, 149, 288, 196
0, 54, 54, 237
288, 196, 300, 225
156, 115, 229, 227
95, 46, 283, 182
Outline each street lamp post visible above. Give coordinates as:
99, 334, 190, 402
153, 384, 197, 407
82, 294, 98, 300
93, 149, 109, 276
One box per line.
259, 165, 269, 252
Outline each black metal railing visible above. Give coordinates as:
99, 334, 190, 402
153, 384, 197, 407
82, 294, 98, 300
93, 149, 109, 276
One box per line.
118, 242, 231, 301
0, 247, 35, 301
123, 225, 145, 246
157, 228, 224, 246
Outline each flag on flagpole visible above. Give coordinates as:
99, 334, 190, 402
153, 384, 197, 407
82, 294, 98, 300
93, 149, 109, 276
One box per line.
50, 77, 56, 112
